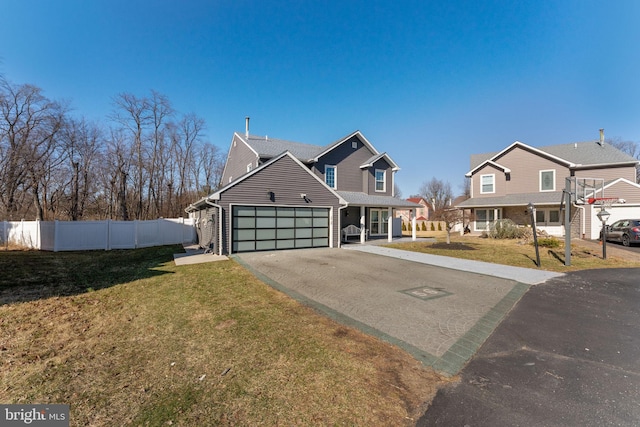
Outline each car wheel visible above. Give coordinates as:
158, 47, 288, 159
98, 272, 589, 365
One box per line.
622, 234, 631, 247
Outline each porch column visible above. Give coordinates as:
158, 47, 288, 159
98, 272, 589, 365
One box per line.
412, 209, 417, 241
387, 207, 393, 242
360, 206, 366, 243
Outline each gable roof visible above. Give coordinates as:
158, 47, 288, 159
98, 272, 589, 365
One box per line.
360, 152, 400, 171
469, 140, 638, 173
311, 130, 378, 161
407, 197, 427, 204
465, 159, 512, 177
236, 133, 324, 162
189, 151, 347, 209
337, 191, 422, 208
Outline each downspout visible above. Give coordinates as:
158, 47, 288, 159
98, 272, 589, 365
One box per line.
205, 199, 223, 255
572, 202, 585, 239
338, 205, 349, 248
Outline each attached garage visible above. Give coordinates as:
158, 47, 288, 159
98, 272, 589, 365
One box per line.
232, 205, 330, 252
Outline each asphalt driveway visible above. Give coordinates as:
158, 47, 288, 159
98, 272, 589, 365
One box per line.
235, 247, 560, 375
418, 268, 640, 426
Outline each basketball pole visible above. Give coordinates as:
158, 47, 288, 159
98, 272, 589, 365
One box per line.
564, 178, 572, 266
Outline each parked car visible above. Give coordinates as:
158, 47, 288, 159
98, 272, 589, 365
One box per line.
600, 219, 640, 246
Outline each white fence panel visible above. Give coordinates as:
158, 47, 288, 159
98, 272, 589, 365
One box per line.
39, 221, 56, 251
2, 220, 40, 248
109, 221, 136, 249
161, 218, 196, 244
55, 221, 108, 251
1, 218, 197, 251
136, 220, 162, 248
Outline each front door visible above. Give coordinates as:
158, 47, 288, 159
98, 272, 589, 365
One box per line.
370, 209, 389, 235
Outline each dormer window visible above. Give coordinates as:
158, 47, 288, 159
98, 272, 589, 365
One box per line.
375, 169, 386, 192
540, 170, 555, 191
325, 165, 337, 189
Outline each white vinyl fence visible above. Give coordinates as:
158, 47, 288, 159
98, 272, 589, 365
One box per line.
0, 218, 196, 251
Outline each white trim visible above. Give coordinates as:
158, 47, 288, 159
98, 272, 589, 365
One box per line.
539, 169, 556, 192
325, 164, 337, 189
375, 169, 386, 192
247, 162, 253, 173
480, 174, 495, 194
312, 130, 380, 161
465, 141, 576, 177
465, 160, 512, 177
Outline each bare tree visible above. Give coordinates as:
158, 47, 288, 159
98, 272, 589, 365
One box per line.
607, 137, 640, 183
393, 183, 403, 199
0, 79, 66, 220
418, 177, 463, 243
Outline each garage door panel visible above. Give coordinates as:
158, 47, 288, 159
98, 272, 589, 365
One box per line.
232, 205, 329, 253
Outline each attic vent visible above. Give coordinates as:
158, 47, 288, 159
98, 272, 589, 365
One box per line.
352, 141, 357, 149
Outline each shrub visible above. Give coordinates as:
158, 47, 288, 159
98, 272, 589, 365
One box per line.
536, 237, 561, 248
430, 222, 435, 231
421, 222, 427, 231
437, 222, 442, 231
402, 222, 406, 231
486, 219, 529, 239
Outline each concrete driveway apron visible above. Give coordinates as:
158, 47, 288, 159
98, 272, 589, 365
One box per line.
235, 246, 562, 375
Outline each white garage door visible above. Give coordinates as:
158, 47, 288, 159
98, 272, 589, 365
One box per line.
232, 206, 330, 253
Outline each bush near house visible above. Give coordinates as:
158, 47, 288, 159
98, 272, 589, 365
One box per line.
430, 222, 435, 231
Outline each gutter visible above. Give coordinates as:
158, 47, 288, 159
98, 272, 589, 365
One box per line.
573, 202, 586, 239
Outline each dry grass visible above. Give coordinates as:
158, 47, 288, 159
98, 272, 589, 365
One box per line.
0, 246, 449, 426
391, 234, 640, 272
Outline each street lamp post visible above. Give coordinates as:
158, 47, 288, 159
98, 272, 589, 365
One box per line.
528, 202, 541, 267
597, 207, 611, 260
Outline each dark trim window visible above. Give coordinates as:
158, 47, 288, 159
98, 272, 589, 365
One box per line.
325, 165, 336, 189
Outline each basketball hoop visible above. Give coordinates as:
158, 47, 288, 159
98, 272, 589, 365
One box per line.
588, 197, 625, 209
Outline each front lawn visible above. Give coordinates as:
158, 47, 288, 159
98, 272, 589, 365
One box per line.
0, 246, 447, 426
389, 234, 640, 272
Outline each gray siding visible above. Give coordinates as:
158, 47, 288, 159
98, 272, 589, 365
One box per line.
217, 155, 342, 254
603, 180, 640, 203
313, 135, 376, 192
366, 158, 393, 196
495, 146, 570, 194
471, 164, 508, 197
221, 134, 259, 185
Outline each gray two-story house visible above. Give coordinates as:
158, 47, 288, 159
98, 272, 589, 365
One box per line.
187, 123, 419, 254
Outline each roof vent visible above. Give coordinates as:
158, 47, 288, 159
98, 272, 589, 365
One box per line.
598, 128, 604, 146
245, 116, 250, 138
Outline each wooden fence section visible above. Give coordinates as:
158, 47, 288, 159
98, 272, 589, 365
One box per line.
1, 218, 196, 251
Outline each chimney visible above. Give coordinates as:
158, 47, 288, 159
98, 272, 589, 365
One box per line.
599, 128, 604, 146
245, 116, 250, 138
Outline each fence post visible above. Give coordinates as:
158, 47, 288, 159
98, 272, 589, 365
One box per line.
106, 219, 111, 251
53, 220, 59, 252
134, 220, 138, 249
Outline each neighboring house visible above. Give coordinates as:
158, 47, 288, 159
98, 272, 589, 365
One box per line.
187, 123, 420, 254
396, 197, 431, 223
457, 135, 640, 239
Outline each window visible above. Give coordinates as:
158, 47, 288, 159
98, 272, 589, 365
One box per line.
533, 209, 561, 225
325, 165, 336, 189
352, 141, 358, 149
480, 174, 495, 194
540, 170, 555, 191
475, 208, 501, 231
375, 169, 386, 192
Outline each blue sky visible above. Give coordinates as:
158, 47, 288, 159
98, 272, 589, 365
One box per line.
1, 0, 639, 197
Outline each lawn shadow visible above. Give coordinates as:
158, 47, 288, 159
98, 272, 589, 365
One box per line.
547, 249, 565, 264
0, 245, 178, 305
522, 254, 541, 267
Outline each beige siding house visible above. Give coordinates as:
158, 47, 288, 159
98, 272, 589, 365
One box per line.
458, 136, 640, 239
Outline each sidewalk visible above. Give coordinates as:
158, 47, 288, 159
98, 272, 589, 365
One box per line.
343, 244, 564, 285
